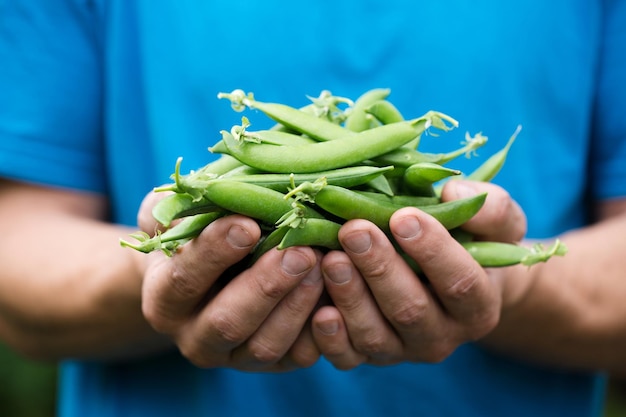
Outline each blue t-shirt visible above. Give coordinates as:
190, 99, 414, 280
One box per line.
1, 1, 625, 416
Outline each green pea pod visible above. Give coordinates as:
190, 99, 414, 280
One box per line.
374, 132, 487, 168
364, 99, 405, 125
120, 212, 224, 256
249, 227, 290, 265
462, 239, 567, 267
214, 114, 453, 174
225, 165, 393, 193
354, 190, 440, 207
364, 173, 395, 196
152, 193, 220, 227
269, 103, 318, 132
467, 125, 520, 182
154, 155, 243, 197
313, 184, 486, 232
403, 162, 461, 196
239, 129, 318, 146
344, 88, 391, 132
365, 99, 416, 149
203, 180, 323, 225
278, 218, 343, 250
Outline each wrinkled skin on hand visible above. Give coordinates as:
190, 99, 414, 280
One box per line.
137, 191, 325, 371
311, 180, 527, 369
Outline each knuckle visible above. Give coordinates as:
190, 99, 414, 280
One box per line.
255, 275, 289, 302
390, 298, 429, 329
207, 309, 248, 347
247, 340, 283, 365
355, 334, 389, 358
445, 270, 481, 301
359, 256, 392, 283
168, 264, 204, 300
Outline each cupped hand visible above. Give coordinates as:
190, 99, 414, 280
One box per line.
311, 180, 527, 369
137, 192, 324, 372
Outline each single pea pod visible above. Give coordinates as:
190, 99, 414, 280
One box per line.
224, 165, 394, 193
402, 162, 461, 196
120, 212, 224, 256
278, 218, 343, 251
466, 125, 520, 182
364, 99, 405, 125
354, 190, 440, 207
249, 227, 290, 265
154, 155, 243, 198
462, 239, 568, 267
152, 193, 220, 227
214, 119, 427, 173
313, 184, 486, 232
365, 99, 416, 150
373, 132, 487, 168
219, 111, 456, 174
202, 180, 323, 225
344, 88, 391, 132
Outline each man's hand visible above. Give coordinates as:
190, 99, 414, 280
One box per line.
311, 180, 526, 369
138, 192, 324, 372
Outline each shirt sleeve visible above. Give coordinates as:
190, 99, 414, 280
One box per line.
0, 0, 106, 193
590, 0, 626, 201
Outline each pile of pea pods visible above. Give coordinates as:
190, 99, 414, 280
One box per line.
121, 88, 567, 268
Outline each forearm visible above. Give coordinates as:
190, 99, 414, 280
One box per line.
483, 206, 626, 375
0, 181, 170, 361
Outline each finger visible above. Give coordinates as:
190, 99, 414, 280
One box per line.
137, 189, 173, 233
282, 325, 321, 370
142, 215, 260, 333
177, 246, 319, 368
312, 305, 367, 370
319, 250, 403, 363
231, 251, 324, 369
390, 207, 500, 336
337, 220, 444, 347
441, 180, 527, 242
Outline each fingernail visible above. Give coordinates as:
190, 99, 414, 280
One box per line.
226, 225, 255, 249
323, 263, 352, 285
301, 261, 322, 285
454, 182, 478, 199
281, 249, 312, 277
394, 215, 422, 239
343, 230, 371, 254
317, 320, 338, 336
